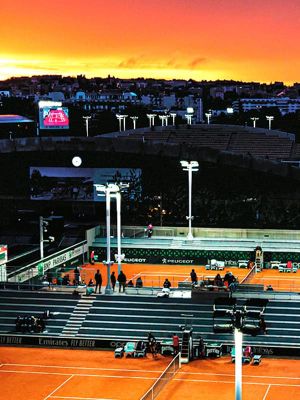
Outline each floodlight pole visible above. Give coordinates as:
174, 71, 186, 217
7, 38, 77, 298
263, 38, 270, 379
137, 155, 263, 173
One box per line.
116, 114, 127, 132
83, 116, 91, 137
205, 112, 212, 124
185, 114, 193, 125
180, 161, 199, 240
95, 184, 120, 294
130, 116, 138, 130
112, 183, 129, 275
39, 216, 44, 259
251, 117, 259, 128
234, 328, 243, 400
147, 114, 156, 127
104, 188, 114, 294
170, 113, 177, 126
266, 116, 274, 130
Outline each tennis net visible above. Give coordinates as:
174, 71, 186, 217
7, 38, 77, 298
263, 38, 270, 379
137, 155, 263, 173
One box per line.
241, 265, 256, 284
140, 353, 181, 400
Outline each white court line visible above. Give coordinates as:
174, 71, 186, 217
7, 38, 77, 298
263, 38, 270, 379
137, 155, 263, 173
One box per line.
1, 368, 299, 389
0, 370, 157, 380
3, 363, 300, 382
177, 371, 300, 381
3, 363, 162, 373
173, 378, 300, 387
263, 384, 271, 400
51, 397, 117, 400
44, 375, 74, 400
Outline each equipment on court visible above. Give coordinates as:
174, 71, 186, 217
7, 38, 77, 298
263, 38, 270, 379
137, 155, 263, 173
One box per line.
135, 340, 146, 358
124, 342, 136, 357
160, 339, 174, 356
206, 343, 222, 358
157, 288, 170, 298
181, 328, 193, 363
140, 353, 181, 400
114, 346, 124, 358
252, 355, 262, 365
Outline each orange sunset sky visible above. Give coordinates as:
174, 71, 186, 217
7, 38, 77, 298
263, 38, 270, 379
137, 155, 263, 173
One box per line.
0, 0, 299, 83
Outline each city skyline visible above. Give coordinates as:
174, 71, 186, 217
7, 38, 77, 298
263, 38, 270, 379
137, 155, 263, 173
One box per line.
1, 0, 300, 84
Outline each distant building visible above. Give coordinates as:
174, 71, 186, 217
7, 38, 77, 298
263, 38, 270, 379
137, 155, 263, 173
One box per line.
233, 97, 300, 115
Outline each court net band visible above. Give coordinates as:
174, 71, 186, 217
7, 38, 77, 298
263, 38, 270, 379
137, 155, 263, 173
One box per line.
140, 353, 181, 400
240, 265, 256, 284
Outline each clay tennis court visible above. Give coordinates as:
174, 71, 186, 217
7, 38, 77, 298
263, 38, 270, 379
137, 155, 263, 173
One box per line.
66, 263, 300, 292
1, 347, 300, 400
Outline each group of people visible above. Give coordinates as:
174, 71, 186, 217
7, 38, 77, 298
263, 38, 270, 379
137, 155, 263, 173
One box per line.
87, 269, 127, 293
15, 315, 46, 333
127, 277, 143, 288
190, 268, 238, 291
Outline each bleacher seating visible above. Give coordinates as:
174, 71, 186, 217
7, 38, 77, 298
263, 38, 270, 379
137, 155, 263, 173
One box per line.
0, 290, 79, 335
1, 290, 300, 351
111, 124, 295, 161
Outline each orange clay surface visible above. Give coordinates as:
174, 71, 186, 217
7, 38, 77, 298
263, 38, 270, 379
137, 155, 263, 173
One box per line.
66, 263, 300, 292
1, 347, 300, 400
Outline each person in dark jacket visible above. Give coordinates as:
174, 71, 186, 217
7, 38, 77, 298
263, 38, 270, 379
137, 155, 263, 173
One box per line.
190, 269, 198, 285
163, 278, 171, 288
117, 270, 127, 292
94, 269, 102, 293
111, 271, 116, 291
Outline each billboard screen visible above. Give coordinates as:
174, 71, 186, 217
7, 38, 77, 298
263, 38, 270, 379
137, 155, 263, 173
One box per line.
39, 105, 69, 129
30, 167, 142, 202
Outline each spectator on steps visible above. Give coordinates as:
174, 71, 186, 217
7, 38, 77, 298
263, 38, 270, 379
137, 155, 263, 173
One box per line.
94, 269, 102, 294
118, 271, 127, 293
111, 271, 116, 291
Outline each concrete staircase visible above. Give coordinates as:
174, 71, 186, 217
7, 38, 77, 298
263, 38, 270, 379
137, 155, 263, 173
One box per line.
61, 294, 96, 337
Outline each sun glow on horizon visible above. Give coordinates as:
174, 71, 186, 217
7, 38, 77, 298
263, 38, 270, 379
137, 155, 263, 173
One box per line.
1, 0, 300, 84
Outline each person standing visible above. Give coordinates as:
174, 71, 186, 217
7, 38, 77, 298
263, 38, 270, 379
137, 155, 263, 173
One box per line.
90, 250, 95, 265
190, 269, 198, 285
147, 223, 153, 238
163, 278, 171, 288
94, 269, 102, 294
111, 271, 116, 291
74, 267, 80, 285
172, 333, 180, 355
117, 270, 127, 293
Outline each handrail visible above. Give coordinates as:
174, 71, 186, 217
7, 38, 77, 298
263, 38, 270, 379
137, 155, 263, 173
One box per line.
7, 240, 87, 279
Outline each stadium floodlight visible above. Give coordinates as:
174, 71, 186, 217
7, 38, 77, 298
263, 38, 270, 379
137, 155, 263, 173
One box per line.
116, 114, 128, 132
266, 115, 274, 130
185, 114, 193, 125
39, 217, 55, 259
250, 117, 259, 128
94, 183, 120, 294
213, 298, 268, 400
130, 116, 138, 130
170, 113, 177, 126
110, 183, 129, 275
82, 116, 91, 137
205, 112, 212, 125
159, 115, 170, 127
146, 114, 156, 127
180, 161, 199, 239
